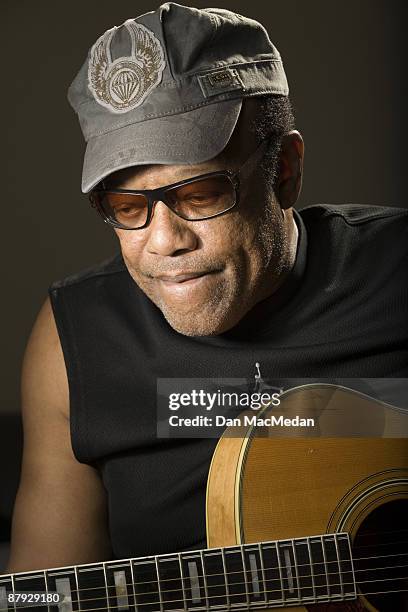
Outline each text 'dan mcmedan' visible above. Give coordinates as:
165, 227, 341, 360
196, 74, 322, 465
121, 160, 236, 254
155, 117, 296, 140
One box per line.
218, 415, 315, 427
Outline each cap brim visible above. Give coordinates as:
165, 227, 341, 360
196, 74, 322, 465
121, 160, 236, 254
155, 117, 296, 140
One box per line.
82, 99, 243, 193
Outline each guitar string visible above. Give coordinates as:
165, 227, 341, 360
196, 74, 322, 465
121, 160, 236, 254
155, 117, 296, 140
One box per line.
70, 569, 408, 601
361, 587, 408, 596
4, 561, 408, 611
6, 549, 408, 600
353, 537, 408, 550
4, 532, 405, 602
2, 574, 408, 612
6, 539, 408, 591
5, 577, 408, 612
73, 557, 408, 597
353, 527, 408, 539
3, 596, 408, 612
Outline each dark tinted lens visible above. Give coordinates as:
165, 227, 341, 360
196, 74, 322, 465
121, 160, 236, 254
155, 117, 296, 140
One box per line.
98, 192, 149, 228
165, 175, 235, 219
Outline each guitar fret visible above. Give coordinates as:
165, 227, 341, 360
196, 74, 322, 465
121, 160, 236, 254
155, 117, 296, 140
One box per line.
239, 546, 249, 608
76, 563, 108, 611
283, 547, 293, 594
260, 542, 283, 605
177, 554, 187, 611
223, 547, 246, 608
322, 536, 341, 598
73, 566, 79, 611
133, 559, 161, 612
47, 568, 77, 612
320, 536, 330, 599
274, 542, 285, 604
110, 562, 135, 612
113, 569, 129, 611
220, 549, 230, 609
187, 559, 201, 606
42, 570, 50, 612
202, 549, 228, 609
180, 551, 208, 611
102, 562, 110, 612
129, 561, 138, 612
199, 552, 208, 611
0, 576, 14, 612
290, 540, 301, 601
10, 575, 17, 612
154, 558, 163, 612
336, 534, 357, 599
333, 534, 344, 599
127, 559, 138, 612
158, 555, 184, 612
55, 576, 73, 612
108, 561, 134, 611
293, 539, 314, 602
247, 553, 260, 600
306, 538, 316, 601
277, 541, 298, 601
309, 537, 329, 600
256, 543, 267, 605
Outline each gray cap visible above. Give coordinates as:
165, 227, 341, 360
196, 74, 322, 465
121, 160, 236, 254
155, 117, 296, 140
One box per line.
68, 2, 289, 193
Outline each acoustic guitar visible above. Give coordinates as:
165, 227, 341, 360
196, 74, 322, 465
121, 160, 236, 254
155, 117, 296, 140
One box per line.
1, 385, 407, 611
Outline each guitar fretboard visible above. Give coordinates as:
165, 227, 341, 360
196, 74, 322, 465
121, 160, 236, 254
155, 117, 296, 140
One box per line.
0, 533, 356, 611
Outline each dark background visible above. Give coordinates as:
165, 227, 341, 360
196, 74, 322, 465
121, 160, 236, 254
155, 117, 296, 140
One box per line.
0, 0, 407, 565
1, 0, 407, 417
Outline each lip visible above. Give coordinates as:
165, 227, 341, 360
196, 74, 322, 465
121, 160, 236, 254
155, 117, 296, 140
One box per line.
156, 271, 214, 284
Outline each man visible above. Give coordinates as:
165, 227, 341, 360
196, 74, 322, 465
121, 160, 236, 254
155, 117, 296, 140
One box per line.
6, 3, 407, 573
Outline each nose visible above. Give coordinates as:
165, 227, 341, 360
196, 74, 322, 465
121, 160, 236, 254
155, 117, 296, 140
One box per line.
145, 200, 198, 256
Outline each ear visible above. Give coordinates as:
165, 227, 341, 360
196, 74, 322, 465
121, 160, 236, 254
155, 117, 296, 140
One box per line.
277, 131, 304, 209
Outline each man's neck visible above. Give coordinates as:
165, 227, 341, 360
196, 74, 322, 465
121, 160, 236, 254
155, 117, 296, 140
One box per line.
266, 209, 299, 298
220, 212, 302, 339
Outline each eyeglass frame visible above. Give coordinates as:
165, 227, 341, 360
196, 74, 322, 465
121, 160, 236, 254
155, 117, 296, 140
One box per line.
89, 139, 269, 230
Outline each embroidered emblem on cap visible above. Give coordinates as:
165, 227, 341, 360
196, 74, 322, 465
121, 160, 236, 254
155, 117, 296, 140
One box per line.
88, 20, 165, 114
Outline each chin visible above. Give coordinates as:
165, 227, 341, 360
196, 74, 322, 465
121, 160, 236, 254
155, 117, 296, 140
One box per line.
167, 322, 223, 337
161, 313, 223, 337
159, 303, 243, 337
133, 271, 250, 336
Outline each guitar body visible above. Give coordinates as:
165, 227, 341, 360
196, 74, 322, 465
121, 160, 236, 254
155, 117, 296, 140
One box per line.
206, 385, 408, 611
2, 384, 407, 612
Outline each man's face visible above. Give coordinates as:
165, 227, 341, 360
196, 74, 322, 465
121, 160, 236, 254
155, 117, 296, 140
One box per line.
110, 106, 300, 336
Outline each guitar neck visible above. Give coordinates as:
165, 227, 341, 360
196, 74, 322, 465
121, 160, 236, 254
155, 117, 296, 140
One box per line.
0, 533, 357, 610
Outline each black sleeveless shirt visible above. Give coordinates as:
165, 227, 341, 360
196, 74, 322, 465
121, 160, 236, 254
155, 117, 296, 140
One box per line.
49, 204, 408, 559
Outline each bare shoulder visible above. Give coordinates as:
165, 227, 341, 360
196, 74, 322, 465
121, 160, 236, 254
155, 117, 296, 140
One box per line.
6, 298, 112, 573
22, 296, 69, 422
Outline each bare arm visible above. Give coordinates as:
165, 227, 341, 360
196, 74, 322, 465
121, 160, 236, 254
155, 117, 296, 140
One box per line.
6, 298, 112, 573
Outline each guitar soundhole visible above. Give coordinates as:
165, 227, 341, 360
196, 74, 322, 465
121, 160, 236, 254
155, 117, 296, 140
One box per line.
352, 499, 408, 611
